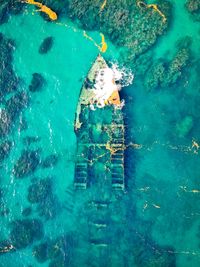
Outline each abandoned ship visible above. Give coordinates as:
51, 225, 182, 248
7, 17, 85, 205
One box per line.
74, 54, 125, 191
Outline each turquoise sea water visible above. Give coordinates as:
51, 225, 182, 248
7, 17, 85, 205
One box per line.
0, 1, 200, 267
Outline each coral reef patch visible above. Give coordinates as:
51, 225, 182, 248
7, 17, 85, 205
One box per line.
28, 177, 52, 203
10, 219, 44, 249
13, 150, 40, 178
68, 0, 171, 57
185, 0, 200, 21
33, 233, 76, 265
27, 177, 59, 220
0, 141, 12, 164
0, 0, 25, 25
6, 91, 29, 120
0, 33, 19, 99
132, 36, 192, 91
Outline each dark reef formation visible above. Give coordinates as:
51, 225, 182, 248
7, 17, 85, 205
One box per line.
0, 33, 29, 139
0, 33, 19, 99
68, 0, 171, 57
22, 207, 32, 217
13, 150, 40, 178
0, 188, 10, 217
33, 233, 76, 265
144, 47, 191, 90
41, 154, 58, 168
6, 91, 29, 120
23, 136, 41, 146
0, 0, 25, 25
0, 141, 12, 164
28, 177, 52, 203
185, 0, 200, 21
29, 73, 46, 92
0, 109, 12, 138
39, 37, 54, 54
131, 36, 192, 91
10, 219, 43, 249
27, 177, 59, 219
133, 240, 176, 267
33, 242, 49, 263
0, 92, 28, 138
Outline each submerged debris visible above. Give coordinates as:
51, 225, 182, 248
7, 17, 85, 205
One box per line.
0, 241, 15, 254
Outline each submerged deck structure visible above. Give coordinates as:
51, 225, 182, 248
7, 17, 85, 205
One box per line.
74, 55, 125, 191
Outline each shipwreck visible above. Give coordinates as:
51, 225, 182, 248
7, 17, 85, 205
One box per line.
74, 55, 125, 191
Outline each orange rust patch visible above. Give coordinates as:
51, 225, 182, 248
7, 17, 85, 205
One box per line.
107, 90, 121, 105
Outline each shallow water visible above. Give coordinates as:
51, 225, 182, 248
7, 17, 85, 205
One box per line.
0, 1, 200, 267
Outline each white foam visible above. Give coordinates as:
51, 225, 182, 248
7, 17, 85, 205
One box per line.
111, 62, 134, 87
91, 62, 134, 108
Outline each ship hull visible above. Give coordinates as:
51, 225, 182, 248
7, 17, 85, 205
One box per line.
74, 55, 125, 191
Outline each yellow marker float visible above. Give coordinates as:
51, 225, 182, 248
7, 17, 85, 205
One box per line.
24, 0, 57, 20
137, 1, 167, 23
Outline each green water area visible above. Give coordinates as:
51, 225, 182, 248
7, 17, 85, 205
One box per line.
0, 0, 200, 266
